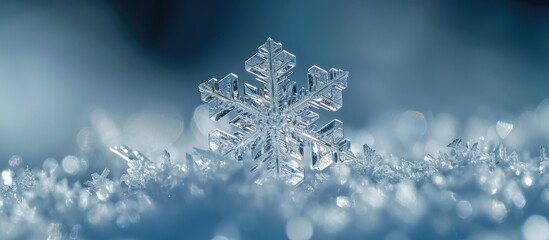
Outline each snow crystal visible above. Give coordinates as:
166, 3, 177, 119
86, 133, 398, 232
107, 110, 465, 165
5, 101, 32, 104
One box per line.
199, 38, 355, 185
86, 168, 114, 201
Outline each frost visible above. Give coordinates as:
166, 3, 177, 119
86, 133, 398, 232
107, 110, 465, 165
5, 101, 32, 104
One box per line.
199, 38, 355, 185
0, 135, 548, 239
0, 164, 36, 205
110, 145, 186, 190
356, 137, 549, 185
86, 168, 114, 201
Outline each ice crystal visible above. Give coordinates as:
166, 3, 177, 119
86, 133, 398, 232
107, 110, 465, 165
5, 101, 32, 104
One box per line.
110, 145, 156, 189
357, 146, 438, 183
0, 164, 36, 205
1, 135, 549, 239
199, 38, 355, 185
357, 137, 549, 189
110, 145, 186, 190
86, 168, 114, 201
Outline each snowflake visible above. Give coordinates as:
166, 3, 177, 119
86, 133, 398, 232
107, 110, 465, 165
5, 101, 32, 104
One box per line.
199, 38, 355, 185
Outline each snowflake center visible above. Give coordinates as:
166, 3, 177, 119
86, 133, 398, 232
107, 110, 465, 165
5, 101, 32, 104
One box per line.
264, 112, 288, 126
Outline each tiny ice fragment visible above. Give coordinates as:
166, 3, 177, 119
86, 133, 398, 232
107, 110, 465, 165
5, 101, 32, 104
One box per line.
363, 144, 376, 158
336, 196, 351, 208
86, 168, 114, 201
447, 138, 462, 148
424, 154, 435, 163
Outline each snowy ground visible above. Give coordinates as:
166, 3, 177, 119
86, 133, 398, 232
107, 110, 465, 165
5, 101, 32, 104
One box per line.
1, 98, 549, 240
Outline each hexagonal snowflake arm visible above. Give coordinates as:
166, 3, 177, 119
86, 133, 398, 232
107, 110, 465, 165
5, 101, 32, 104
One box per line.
291, 119, 355, 171
289, 66, 349, 112
199, 72, 265, 160
199, 73, 261, 121
245, 38, 296, 109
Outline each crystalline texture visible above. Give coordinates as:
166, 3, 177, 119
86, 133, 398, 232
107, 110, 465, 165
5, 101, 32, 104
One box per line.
110, 145, 187, 190
110, 145, 155, 189
199, 38, 355, 185
86, 168, 114, 201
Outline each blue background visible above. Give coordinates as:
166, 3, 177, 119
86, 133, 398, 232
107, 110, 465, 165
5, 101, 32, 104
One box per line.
1, 0, 548, 164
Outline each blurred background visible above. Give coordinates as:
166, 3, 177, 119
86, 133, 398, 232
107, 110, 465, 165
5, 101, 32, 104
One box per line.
1, 0, 548, 167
